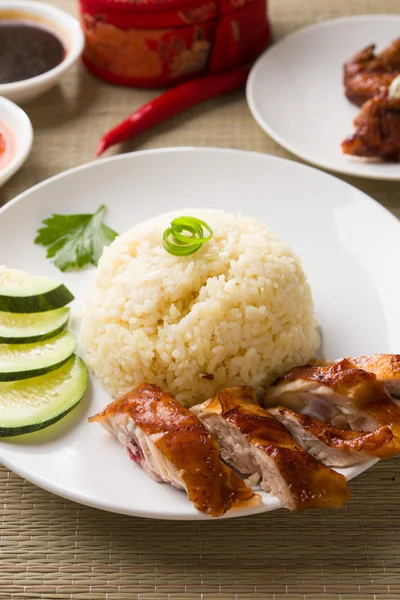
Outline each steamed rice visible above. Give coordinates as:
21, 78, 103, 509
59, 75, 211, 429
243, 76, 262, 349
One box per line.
81, 209, 320, 406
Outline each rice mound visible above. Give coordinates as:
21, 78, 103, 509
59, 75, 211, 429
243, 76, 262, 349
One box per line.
81, 209, 320, 406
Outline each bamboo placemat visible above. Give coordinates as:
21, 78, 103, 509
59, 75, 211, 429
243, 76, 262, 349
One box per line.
1, 0, 400, 598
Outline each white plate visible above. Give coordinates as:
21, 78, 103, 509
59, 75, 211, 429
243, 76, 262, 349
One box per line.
0, 97, 33, 187
0, 148, 399, 520
247, 15, 400, 180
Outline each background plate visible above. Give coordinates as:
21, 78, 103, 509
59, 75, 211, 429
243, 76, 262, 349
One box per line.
0, 148, 398, 519
247, 15, 400, 180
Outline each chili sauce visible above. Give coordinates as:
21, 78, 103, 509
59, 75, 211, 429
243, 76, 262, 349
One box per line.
0, 121, 14, 170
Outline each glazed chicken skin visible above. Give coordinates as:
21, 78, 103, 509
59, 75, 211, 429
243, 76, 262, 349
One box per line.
349, 354, 400, 398
192, 387, 349, 511
344, 39, 400, 106
266, 359, 386, 430
266, 359, 400, 436
269, 406, 400, 468
342, 92, 400, 161
89, 383, 256, 517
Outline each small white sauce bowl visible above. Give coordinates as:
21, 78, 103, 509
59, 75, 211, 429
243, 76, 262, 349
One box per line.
0, 97, 33, 187
0, 0, 84, 104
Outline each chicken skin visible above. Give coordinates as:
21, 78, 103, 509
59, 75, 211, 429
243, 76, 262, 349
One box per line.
192, 387, 349, 511
89, 383, 256, 517
266, 359, 400, 437
349, 354, 400, 398
342, 92, 400, 161
344, 39, 400, 106
269, 406, 400, 468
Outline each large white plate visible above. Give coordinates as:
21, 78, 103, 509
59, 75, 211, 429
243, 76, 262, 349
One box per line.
0, 148, 399, 520
247, 15, 400, 180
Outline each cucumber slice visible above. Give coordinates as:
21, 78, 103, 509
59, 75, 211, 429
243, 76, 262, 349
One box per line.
0, 331, 76, 381
0, 266, 74, 313
0, 307, 69, 343
0, 355, 88, 437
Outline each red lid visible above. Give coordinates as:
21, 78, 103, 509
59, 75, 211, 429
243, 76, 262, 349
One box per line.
81, 0, 213, 14
80, 0, 219, 28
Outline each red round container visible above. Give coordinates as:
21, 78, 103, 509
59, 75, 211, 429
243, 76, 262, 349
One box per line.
79, 0, 270, 87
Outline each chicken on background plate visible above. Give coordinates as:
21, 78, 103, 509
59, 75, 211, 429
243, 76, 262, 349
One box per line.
343, 39, 400, 162
342, 91, 400, 162
344, 38, 400, 106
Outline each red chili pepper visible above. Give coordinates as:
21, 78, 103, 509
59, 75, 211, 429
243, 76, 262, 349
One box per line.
96, 65, 249, 156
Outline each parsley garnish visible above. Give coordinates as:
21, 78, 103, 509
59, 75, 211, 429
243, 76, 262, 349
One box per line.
35, 205, 118, 272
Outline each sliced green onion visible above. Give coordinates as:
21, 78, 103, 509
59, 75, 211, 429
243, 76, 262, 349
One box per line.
163, 216, 213, 256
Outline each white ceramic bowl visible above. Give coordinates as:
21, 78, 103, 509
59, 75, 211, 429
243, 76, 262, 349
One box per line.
0, 97, 33, 186
0, 1, 84, 104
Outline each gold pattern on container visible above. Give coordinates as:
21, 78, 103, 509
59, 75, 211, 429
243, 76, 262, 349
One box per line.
170, 29, 211, 77
82, 16, 163, 78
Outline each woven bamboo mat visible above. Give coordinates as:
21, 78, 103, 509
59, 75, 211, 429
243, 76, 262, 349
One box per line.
1, 0, 400, 598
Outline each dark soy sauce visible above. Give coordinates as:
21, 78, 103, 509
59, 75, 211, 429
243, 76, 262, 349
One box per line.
0, 21, 65, 84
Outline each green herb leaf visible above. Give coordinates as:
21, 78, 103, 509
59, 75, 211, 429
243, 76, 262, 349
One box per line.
35, 205, 118, 272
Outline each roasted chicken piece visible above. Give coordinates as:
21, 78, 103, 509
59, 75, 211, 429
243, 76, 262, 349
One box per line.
342, 92, 400, 161
192, 387, 349, 511
89, 383, 256, 517
266, 359, 400, 436
266, 359, 383, 430
349, 354, 400, 398
269, 406, 400, 468
344, 39, 400, 106
364, 399, 400, 438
